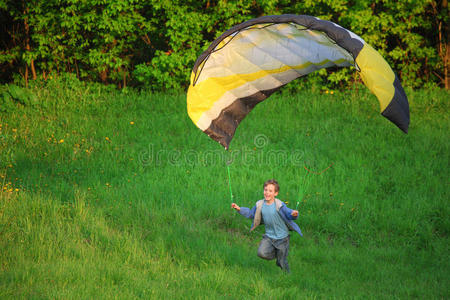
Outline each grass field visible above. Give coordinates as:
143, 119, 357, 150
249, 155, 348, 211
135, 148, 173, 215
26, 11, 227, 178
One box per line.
0, 80, 448, 299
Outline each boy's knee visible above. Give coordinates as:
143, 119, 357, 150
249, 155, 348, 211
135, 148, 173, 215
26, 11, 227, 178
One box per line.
257, 249, 274, 260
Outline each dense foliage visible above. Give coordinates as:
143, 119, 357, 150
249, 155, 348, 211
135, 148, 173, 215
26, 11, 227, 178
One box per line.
0, 0, 448, 90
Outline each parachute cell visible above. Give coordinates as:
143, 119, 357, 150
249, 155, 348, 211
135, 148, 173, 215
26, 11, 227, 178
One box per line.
187, 15, 410, 149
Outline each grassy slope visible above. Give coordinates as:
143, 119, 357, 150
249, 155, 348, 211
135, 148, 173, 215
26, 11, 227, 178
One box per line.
0, 82, 448, 299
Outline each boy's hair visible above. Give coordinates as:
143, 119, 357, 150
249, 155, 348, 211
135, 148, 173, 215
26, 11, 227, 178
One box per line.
263, 179, 280, 192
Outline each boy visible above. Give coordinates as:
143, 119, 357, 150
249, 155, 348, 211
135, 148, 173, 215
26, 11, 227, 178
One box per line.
231, 179, 302, 273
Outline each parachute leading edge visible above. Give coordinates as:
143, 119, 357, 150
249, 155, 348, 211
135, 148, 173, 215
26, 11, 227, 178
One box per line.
187, 14, 410, 149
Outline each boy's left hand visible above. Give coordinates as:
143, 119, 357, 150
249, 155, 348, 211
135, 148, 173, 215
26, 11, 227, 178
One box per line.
291, 210, 298, 217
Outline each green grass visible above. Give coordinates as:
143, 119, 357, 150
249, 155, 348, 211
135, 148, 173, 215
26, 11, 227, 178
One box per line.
0, 81, 448, 299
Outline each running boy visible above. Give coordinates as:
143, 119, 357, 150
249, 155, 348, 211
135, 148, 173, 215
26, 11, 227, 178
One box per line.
231, 179, 302, 273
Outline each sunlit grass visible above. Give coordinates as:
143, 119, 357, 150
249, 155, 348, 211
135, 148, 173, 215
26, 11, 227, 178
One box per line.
0, 81, 448, 298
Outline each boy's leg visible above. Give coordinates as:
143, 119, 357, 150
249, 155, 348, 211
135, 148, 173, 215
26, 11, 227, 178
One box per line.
257, 235, 276, 260
274, 236, 290, 273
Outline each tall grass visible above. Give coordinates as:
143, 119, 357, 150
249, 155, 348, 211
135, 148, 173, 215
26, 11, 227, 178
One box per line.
0, 80, 448, 298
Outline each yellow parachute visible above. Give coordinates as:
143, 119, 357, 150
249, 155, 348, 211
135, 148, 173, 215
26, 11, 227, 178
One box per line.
187, 15, 410, 149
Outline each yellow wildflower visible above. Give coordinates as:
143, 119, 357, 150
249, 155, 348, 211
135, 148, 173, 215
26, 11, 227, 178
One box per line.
130, 121, 135, 125
59, 139, 64, 143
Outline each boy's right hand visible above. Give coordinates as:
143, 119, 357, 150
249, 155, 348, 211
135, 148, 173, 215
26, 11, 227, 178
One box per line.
231, 203, 240, 211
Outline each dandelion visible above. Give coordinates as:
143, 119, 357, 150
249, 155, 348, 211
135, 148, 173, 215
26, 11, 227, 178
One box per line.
130, 121, 135, 125
105, 137, 110, 142
59, 139, 64, 143
330, 91, 334, 95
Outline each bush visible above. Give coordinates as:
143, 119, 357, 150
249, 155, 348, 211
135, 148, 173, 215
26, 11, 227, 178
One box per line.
0, 0, 447, 90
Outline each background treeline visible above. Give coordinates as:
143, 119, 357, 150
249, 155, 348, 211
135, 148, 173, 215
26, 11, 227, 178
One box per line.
0, 0, 448, 90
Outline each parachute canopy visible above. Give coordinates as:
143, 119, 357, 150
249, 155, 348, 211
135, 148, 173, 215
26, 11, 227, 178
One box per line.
187, 15, 410, 149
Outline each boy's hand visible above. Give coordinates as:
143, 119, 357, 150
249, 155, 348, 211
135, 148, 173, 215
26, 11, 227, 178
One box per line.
291, 210, 298, 217
231, 203, 240, 211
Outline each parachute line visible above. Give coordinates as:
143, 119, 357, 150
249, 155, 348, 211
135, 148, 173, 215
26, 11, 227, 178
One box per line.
304, 163, 334, 175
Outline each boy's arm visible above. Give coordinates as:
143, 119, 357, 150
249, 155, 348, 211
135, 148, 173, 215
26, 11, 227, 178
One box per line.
280, 205, 298, 220
231, 203, 256, 219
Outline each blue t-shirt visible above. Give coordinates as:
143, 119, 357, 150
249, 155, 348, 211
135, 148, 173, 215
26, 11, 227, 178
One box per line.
261, 201, 289, 239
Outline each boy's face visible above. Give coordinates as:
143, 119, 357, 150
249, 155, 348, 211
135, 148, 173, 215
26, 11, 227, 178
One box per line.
264, 184, 278, 202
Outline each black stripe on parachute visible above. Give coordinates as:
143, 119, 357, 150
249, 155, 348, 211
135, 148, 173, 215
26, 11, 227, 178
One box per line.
381, 75, 410, 133
204, 86, 282, 150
